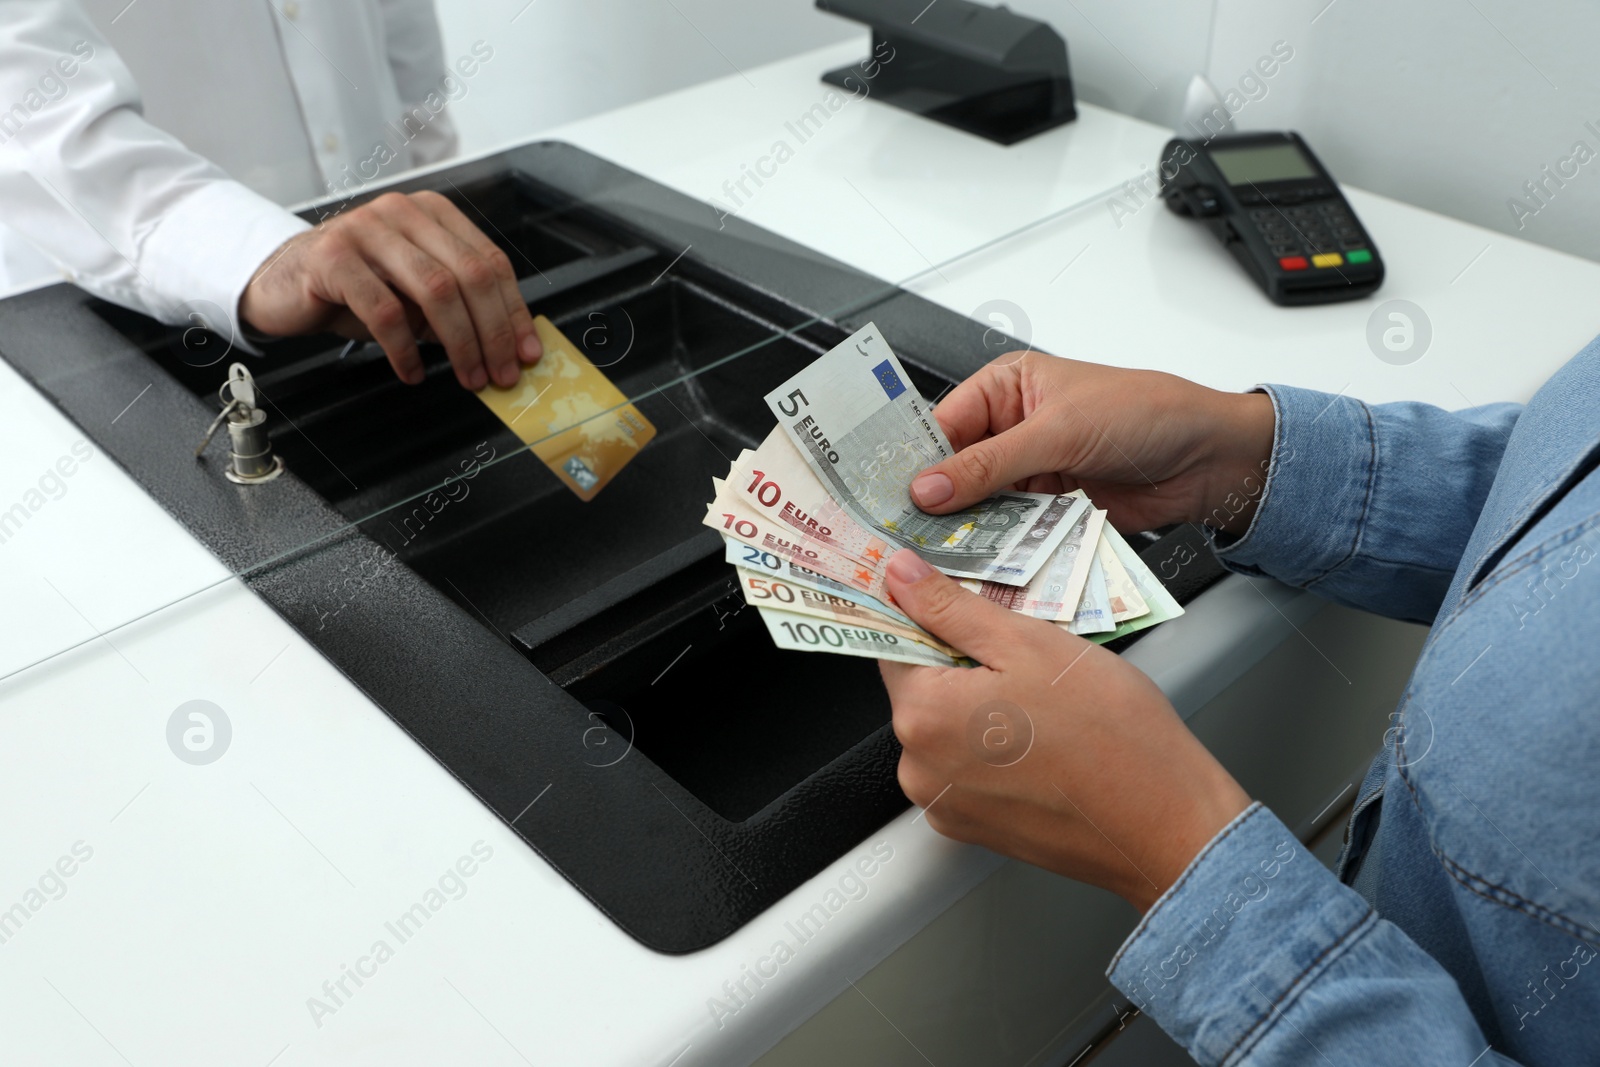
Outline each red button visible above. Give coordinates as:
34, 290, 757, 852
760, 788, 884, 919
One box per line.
1278, 256, 1309, 271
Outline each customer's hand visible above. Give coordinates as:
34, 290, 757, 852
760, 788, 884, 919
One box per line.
912, 352, 1276, 534
239, 191, 541, 391
880, 549, 1251, 912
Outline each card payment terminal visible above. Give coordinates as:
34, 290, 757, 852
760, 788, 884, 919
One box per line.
1160, 131, 1383, 306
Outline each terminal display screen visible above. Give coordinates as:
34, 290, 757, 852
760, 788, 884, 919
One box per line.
1210, 142, 1318, 185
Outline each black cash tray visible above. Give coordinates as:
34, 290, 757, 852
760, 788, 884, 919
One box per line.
0, 142, 1223, 952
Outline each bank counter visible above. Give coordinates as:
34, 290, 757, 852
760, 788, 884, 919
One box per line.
1, 38, 1597, 1067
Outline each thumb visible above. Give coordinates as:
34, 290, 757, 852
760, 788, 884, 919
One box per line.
885, 549, 1029, 666
910, 423, 1046, 513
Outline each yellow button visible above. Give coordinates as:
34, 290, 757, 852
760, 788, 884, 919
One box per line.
322, 133, 339, 152
1312, 252, 1343, 268
283, 0, 299, 18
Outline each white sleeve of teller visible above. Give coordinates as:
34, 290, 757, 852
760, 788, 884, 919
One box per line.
0, 0, 310, 345
376, 0, 459, 166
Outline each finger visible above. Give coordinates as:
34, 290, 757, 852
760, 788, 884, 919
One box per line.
909, 421, 1050, 513
932, 358, 1025, 453
877, 657, 921, 695
895, 757, 949, 816
883, 549, 1035, 666
377, 194, 519, 388
412, 192, 542, 372
351, 224, 486, 390
326, 256, 425, 385
1022, 471, 1069, 495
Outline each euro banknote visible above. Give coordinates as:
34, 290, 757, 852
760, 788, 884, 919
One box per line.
763, 323, 1082, 584
757, 606, 974, 668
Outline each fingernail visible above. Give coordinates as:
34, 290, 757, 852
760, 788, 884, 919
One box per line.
469, 367, 488, 391
497, 364, 520, 387
521, 334, 542, 362
887, 549, 934, 584
911, 472, 953, 507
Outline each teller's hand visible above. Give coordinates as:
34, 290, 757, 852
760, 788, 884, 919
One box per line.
911, 352, 1276, 536
239, 191, 542, 391
879, 549, 1251, 912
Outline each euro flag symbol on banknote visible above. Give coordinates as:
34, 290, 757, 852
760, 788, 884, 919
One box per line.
872, 360, 906, 401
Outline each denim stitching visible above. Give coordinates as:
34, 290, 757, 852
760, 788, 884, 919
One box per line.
1462, 436, 1600, 592
1106, 803, 1268, 975
1304, 397, 1379, 591
1220, 909, 1379, 1066
1448, 510, 1600, 618
1402, 510, 1600, 683
1351, 555, 1455, 573
1419, 507, 1600, 646
1392, 739, 1600, 948
1435, 851, 1600, 949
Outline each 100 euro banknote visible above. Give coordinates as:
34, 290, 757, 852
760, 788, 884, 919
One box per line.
757, 607, 973, 668
730, 568, 959, 657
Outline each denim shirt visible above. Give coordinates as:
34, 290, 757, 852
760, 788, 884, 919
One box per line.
1107, 336, 1600, 1066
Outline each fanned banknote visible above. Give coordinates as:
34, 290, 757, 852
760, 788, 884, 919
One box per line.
731, 429, 893, 572
960, 494, 1100, 622
704, 477, 893, 601
763, 324, 1080, 585
1083, 526, 1186, 645
731, 568, 961, 657
723, 539, 915, 629
1098, 534, 1150, 622
704, 324, 1184, 665
757, 607, 974, 668
1068, 549, 1117, 634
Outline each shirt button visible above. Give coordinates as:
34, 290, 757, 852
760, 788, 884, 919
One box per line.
322, 133, 339, 152
283, 1, 300, 18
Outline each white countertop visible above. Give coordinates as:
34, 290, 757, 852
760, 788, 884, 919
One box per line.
2, 39, 1597, 1067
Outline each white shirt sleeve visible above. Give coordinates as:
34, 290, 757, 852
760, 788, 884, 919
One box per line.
376, 0, 459, 167
0, 0, 310, 347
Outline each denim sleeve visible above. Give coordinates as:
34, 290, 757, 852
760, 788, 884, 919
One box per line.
1212, 386, 1521, 624
1108, 804, 1520, 1066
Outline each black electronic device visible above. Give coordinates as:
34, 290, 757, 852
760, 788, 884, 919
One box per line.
1160, 131, 1382, 305
816, 0, 1075, 144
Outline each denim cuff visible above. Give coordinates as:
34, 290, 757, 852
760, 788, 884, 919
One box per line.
1107, 803, 1376, 1066
1210, 385, 1377, 589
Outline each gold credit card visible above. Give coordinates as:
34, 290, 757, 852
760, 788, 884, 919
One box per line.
474, 315, 656, 501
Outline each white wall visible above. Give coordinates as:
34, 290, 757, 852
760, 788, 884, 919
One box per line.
431, 0, 857, 156
432, 0, 1213, 153
1206, 0, 1600, 264
436, 0, 1600, 265
12, 0, 1587, 295
998, 0, 1215, 126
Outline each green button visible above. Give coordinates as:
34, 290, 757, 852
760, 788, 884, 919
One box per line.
1346, 249, 1372, 264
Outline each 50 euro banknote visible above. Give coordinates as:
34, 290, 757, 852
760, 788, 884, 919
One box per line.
730, 567, 959, 657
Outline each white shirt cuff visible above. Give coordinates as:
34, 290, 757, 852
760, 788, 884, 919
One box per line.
138, 180, 312, 355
